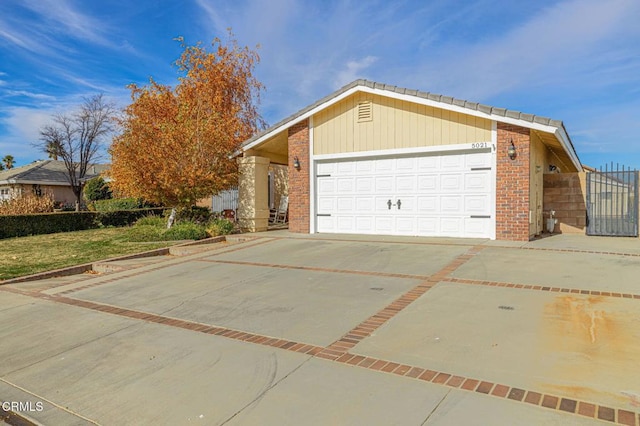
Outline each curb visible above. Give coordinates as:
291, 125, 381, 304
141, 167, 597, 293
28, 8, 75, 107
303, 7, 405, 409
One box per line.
0, 236, 228, 286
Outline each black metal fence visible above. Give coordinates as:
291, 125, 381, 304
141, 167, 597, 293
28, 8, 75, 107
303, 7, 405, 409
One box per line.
586, 163, 638, 237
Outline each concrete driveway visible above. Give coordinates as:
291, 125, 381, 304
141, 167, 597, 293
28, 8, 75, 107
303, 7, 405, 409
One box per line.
1, 232, 639, 425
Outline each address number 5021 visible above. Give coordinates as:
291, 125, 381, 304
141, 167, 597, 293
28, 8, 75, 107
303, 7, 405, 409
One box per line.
471, 142, 488, 149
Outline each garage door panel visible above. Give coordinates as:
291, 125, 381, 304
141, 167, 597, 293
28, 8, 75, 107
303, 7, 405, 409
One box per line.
355, 197, 374, 212
356, 216, 374, 232
441, 155, 463, 169
374, 196, 393, 212
337, 178, 355, 192
465, 195, 491, 214
464, 173, 490, 192
396, 157, 416, 171
464, 217, 492, 237
417, 217, 438, 233
317, 162, 335, 175
440, 217, 463, 235
375, 216, 393, 233
418, 156, 438, 170
356, 161, 373, 173
375, 159, 394, 171
440, 174, 463, 191
417, 196, 438, 213
337, 216, 356, 232
317, 178, 336, 194
317, 216, 335, 232
396, 196, 415, 212
336, 197, 354, 212
395, 175, 416, 192
465, 152, 492, 168
418, 175, 438, 191
316, 150, 493, 238
317, 197, 336, 212
440, 196, 462, 213
356, 177, 374, 192
337, 161, 355, 174
395, 217, 415, 234
375, 176, 394, 192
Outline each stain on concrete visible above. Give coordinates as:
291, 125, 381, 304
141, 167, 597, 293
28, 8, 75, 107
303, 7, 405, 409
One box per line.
538, 295, 640, 408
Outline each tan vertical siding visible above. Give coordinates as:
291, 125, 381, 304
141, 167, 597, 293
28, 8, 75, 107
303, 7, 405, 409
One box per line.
313, 93, 492, 155
529, 131, 548, 236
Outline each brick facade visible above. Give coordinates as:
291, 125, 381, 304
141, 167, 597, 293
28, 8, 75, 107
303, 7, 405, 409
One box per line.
288, 119, 310, 233
496, 123, 530, 241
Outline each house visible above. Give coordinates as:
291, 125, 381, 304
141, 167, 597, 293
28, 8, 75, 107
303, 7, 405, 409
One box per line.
0, 160, 109, 206
235, 80, 582, 241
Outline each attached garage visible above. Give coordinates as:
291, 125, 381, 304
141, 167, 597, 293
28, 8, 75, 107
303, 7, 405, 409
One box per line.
237, 79, 582, 242
315, 149, 494, 238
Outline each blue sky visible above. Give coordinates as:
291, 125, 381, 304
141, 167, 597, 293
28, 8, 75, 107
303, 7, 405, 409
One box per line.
1, 0, 639, 169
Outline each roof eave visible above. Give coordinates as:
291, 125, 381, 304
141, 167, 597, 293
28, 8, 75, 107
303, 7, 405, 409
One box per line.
241, 80, 583, 170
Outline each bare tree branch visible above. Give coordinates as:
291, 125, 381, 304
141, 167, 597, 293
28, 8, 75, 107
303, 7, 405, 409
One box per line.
35, 94, 116, 210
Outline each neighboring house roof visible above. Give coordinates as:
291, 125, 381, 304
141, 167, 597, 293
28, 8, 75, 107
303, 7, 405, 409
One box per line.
0, 160, 109, 186
242, 79, 582, 170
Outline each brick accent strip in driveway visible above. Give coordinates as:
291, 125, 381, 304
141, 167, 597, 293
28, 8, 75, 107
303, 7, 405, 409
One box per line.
317, 245, 485, 360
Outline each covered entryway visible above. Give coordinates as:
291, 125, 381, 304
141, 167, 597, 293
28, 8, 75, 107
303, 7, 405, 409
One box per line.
315, 149, 494, 238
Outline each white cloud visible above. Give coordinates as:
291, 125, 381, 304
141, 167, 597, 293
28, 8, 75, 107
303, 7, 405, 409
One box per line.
405, 0, 640, 100
4, 90, 56, 101
0, 106, 53, 162
22, 0, 113, 47
334, 56, 378, 89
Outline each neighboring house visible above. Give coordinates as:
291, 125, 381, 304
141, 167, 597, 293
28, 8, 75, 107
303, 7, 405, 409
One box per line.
236, 79, 582, 242
583, 164, 632, 217
0, 160, 109, 205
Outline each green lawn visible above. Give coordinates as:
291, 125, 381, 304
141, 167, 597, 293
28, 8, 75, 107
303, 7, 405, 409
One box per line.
0, 228, 175, 281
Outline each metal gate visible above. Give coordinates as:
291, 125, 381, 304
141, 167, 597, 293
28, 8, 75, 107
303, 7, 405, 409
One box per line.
586, 163, 638, 236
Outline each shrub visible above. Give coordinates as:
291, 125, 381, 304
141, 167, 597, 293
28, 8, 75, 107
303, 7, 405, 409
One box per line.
0, 192, 55, 215
175, 206, 212, 224
0, 208, 168, 239
0, 211, 97, 239
97, 208, 166, 227
163, 222, 208, 241
135, 215, 167, 227
83, 176, 112, 202
94, 197, 143, 211
206, 218, 235, 236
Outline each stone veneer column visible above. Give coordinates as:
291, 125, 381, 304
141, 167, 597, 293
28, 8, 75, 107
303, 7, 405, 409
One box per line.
237, 156, 270, 232
287, 119, 310, 233
496, 123, 530, 241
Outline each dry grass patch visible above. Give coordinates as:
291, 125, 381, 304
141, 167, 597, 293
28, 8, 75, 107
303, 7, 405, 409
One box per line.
0, 228, 173, 280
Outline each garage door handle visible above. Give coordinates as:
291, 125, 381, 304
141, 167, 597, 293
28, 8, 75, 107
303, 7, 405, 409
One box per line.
396, 199, 401, 210
387, 199, 392, 210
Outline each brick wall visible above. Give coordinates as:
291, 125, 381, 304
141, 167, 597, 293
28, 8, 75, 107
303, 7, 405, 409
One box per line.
543, 172, 586, 233
288, 119, 310, 233
496, 123, 530, 241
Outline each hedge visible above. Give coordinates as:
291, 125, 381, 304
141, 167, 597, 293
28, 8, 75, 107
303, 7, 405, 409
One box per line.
0, 208, 167, 239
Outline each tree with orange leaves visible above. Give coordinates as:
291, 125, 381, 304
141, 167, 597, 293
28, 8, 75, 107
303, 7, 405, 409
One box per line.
109, 33, 264, 208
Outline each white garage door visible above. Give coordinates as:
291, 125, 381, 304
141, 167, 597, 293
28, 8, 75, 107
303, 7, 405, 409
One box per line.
315, 150, 494, 238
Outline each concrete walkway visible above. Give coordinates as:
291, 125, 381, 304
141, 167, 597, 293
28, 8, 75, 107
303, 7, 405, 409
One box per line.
1, 232, 639, 425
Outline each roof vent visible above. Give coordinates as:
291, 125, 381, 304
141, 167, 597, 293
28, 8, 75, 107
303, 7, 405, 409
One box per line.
357, 101, 373, 123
